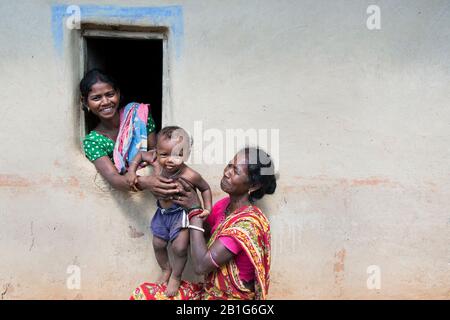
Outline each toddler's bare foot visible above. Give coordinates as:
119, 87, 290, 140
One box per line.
156, 268, 172, 285
165, 276, 181, 297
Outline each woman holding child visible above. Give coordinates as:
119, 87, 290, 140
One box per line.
131, 147, 276, 300
80, 69, 179, 198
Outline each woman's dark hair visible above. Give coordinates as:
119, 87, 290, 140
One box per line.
79, 69, 119, 101
243, 147, 277, 202
79, 69, 120, 132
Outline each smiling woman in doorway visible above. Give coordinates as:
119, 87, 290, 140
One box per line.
80, 69, 179, 198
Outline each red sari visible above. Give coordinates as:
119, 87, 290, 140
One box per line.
130, 204, 271, 300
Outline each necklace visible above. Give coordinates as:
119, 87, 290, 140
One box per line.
96, 126, 118, 142
160, 167, 183, 179
224, 203, 235, 217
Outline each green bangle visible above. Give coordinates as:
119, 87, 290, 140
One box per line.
188, 205, 203, 212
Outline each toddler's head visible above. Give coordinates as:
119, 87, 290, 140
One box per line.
156, 126, 192, 174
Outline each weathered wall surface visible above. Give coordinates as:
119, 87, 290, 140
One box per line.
0, 0, 449, 299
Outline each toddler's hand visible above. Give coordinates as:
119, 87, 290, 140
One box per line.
138, 150, 157, 168
147, 150, 157, 163
139, 161, 149, 168
125, 172, 138, 189
197, 209, 210, 219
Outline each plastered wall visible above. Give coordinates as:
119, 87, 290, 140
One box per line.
0, 0, 449, 299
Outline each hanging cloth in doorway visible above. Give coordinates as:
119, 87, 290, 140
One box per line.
113, 102, 149, 174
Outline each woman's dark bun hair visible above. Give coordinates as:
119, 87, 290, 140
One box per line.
79, 69, 119, 105
243, 147, 277, 202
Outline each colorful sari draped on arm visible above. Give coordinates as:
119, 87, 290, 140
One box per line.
113, 102, 149, 174
203, 205, 271, 300
130, 205, 271, 300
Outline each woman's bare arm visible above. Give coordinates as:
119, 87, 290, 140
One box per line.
172, 178, 234, 275
189, 216, 235, 275
93, 156, 133, 191
148, 132, 157, 151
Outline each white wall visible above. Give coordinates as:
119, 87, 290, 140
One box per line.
0, 0, 449, 299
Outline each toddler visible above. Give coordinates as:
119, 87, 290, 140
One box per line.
126, 126, 212, 297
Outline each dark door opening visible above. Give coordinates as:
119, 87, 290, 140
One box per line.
83, 36, 163, 134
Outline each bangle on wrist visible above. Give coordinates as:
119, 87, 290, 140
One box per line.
209, 251, 220, 268
188, 205, 203, 212
188, 225, 205, 233
188, 209, 204, 220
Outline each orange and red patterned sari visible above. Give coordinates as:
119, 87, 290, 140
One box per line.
130, 205, 271, 300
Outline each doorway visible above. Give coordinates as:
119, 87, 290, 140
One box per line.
81, 30, 165, 134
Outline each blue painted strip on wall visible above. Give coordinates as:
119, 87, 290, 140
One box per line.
51, 4, 183, 58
